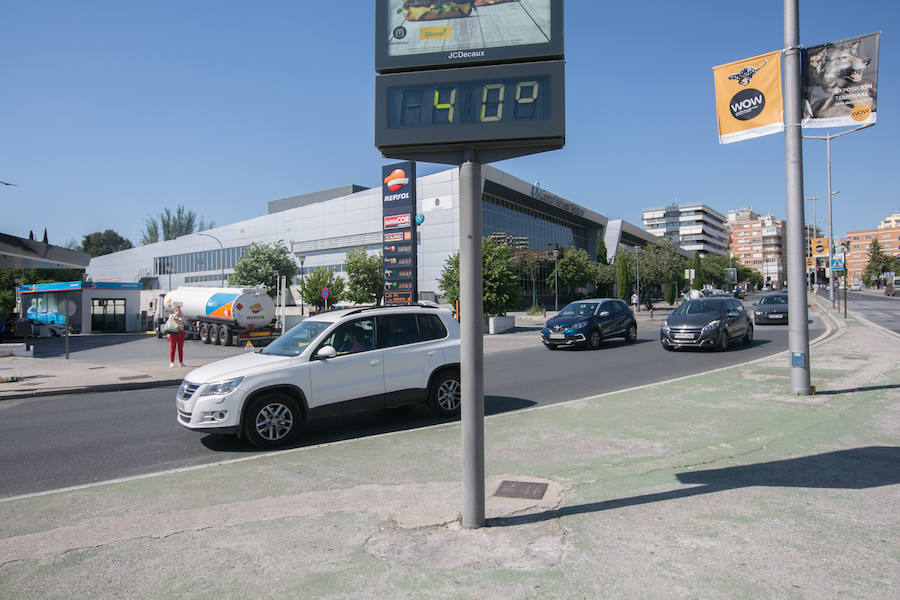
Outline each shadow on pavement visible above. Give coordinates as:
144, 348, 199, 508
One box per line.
488, 446, 900, 527
199, 395, 537, 453
814, 383, 900, 396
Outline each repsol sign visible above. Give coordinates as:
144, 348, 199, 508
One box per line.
729, 89, 765, 121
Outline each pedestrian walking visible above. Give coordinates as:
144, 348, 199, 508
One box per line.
631, 292, 638, 312
166, 305, 186, 367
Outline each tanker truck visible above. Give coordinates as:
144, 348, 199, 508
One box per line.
154, 287, 280, 346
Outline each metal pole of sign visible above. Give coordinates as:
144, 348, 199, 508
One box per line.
459, 154, 485, 529
64, 291, 70, 360
635, 248, 641, 308
804, 126, 872, 308
783, 0, 811, 395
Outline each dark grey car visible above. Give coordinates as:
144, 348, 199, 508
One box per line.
660, 297, 752, 351
753, 293, 789, 324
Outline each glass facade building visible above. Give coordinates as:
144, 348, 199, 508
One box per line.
482, 191, 592, 301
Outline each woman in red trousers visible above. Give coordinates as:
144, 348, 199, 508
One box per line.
168, 305, 186, 367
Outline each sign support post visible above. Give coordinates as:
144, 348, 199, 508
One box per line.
783, 0, 811, 395
459, 155, 485, 529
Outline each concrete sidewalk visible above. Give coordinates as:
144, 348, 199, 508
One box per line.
1, 295, 897, 599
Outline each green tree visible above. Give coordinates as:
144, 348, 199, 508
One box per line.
596, 234, 609, 265
691, 251, 703, 288
438, 238, 520, 316
700, 254, 731, 288
616, 253, 629, 300
550, 247, 593, 295
140, 217, 160, 245
344, 247, 383, 305
517, 249, 543, 308
297, 267, 346, 311
593, 262, 615, 297
229, 241, 297, 297
141, 204, 215, 244
635, 240, 686, 303
81, 230, 133, 257
862, 239, 894, 285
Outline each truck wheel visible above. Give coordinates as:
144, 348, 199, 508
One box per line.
200, 324, 211, 344
427, 369, 461, 418
219, 325, 231, 346
243, 393, 300, 448
209, 325, 220, 345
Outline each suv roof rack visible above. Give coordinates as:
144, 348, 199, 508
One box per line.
338, 302, 444, 317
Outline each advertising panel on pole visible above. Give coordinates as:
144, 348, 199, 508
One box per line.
375, 0, 563, 73
382, 161, 418, 305
811, 237, 830, 257
713, 50, 784, 144
801, 32, 881, 129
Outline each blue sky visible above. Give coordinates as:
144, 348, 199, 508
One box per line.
2, 1, 898, 248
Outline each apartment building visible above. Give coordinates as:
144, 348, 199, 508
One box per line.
845, 223, 900, 283
878, 211, 900, 229
727, 208, 786, 287
641, 203, 728, 256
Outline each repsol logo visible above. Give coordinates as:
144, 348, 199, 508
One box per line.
448, 50, 485, 59
384, 192, 411, 202
729, 89, 765, 121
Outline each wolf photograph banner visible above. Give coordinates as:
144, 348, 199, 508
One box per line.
802, 32, 881, 129
713, 50, 784, 144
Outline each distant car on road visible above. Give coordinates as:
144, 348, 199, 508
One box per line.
541, 299, 637, 350
849, 282, 862, 292
753, 293, 789, 325
660, 297, 752, 351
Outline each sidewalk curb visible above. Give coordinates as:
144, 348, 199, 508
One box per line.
0, 378, 184, 401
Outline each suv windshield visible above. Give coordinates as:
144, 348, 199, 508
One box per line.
558, 302, 598, 317
262, 320, 333, 356
760, 295, 787, 305
672, 300, 725, 316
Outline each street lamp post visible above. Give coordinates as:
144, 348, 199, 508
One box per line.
635, 247, 641, 309
549, 246, 559, 311
804, 124, 872, 308
805, 191, 839, 290
298, 255, 306, 315
196, 232, 225, 287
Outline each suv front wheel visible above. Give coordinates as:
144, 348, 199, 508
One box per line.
243, 393, 301, 448
428, 370, 461, 417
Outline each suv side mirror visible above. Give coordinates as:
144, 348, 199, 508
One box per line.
599, 311, 610, 318
315, 345, 337, 360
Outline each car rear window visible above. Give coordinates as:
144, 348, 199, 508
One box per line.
378, 314, 420, 348
417, 314, 447, 341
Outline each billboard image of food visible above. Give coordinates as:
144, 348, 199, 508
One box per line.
385, 0, 551, 58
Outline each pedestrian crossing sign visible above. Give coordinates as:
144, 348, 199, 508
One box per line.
830, 257, 844, 270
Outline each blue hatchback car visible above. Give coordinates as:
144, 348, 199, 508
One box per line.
541, 298, 638, 350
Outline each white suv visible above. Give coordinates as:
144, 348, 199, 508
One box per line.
176, 304, 461, 448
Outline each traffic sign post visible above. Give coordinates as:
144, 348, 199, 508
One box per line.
322, 287, 329, 311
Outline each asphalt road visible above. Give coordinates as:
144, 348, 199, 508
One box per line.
815, 287, 900, 334
0, 303, 826, 499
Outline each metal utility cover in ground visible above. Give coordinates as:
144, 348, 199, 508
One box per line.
494, 480, 548, 500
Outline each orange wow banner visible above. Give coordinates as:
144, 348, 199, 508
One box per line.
713, 50, 783, 144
